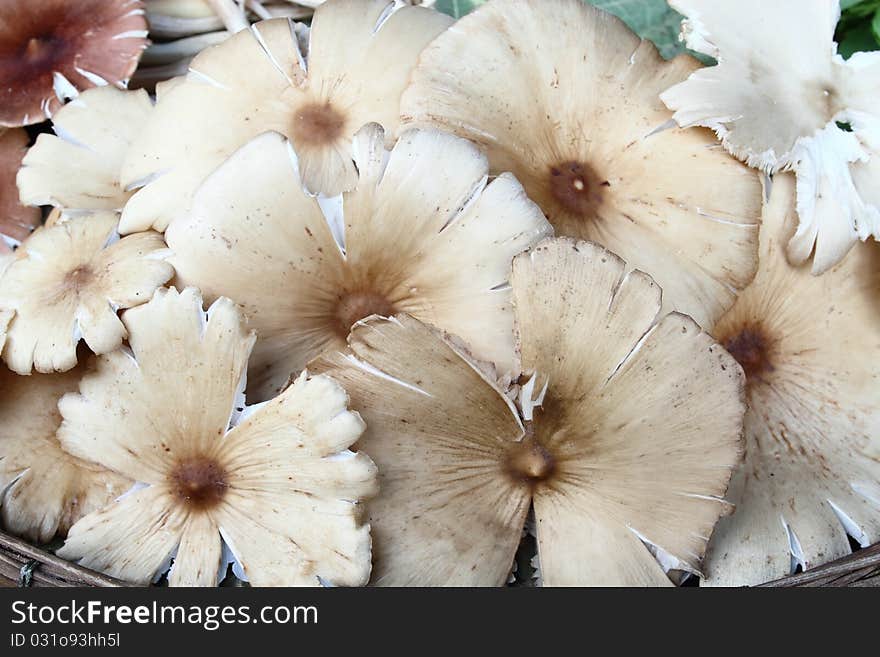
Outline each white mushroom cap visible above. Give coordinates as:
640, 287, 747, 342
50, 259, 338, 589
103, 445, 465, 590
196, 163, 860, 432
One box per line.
0, 128, 40, 253
56, 287, 377, 586
401, 0, 761, 329
704, 173, 880, 586
166, 125, 551, 400
17, 87, 153, 211
311, 238, 745, 586
120, 1, 453, 233
661, 0, 880, 274
0, 212, 173, 374
0, 363, 131, 544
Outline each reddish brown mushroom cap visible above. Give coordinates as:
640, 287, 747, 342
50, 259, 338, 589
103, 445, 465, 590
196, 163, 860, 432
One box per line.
0, 0, 148, 127
0, 129, 40, 252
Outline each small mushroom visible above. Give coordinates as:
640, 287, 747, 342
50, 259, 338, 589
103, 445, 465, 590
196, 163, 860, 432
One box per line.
0, 362, 131, 544
120, 0, 453, 233
0, 129, 40, 252
660, 0, 880, 274
17, 87, 153, 211
0, 212, 173, 374
166, 126, 551, 400
310, 238, 745, 586
401, 0, 762, 329
0, 0, 148, 127
703, 173, 880, 586
56, 287, 378, 587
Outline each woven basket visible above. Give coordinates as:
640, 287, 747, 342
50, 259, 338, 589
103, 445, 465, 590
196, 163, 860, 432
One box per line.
2, 529, 877, 588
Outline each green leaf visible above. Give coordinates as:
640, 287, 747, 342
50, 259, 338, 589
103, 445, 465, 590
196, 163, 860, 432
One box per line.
586, 0, 687, 60
434, 0, 486, 19
873, 8, 880, 43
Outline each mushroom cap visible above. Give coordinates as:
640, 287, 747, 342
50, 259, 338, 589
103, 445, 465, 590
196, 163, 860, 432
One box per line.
0, 0, 148, 127
166, 126, 551, 400
17, 86, 153, 211
56, 287, 377, 586
704, 173, 880, 586
661, 0, 880, 274
311, 238, 746, 586
0, 212, 173, 374
400, 0, 761, 329
120, 1, 453, 233
0, 128, 40, 252
147, 0, 214, 19
0, 362, 131, 544
0, 253, 10, 349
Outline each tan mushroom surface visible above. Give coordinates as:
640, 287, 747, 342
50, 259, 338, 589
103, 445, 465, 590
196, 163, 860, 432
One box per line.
56, 287, 378, 587
660, 0, 880, 274
310, 238, 745, 586
401, 0, 761, 329
121, 0, 452, 233
0, 362, 131, 544
0, 128, 40, 253
0, 212, 173, 375
0, 0, 148, 127
167, 126, 551, 401
17, 86, 153, 211
704, 173, 880, 586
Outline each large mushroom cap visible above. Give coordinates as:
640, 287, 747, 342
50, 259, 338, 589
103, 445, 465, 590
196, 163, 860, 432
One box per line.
0, 0, 148, 127
0, 128, 40, 253
167, 125, 551, 400
0, 362, 131, 544
660, 0, 880, 274
704, 173, 880, 586
56, 287, 378, 586
0, 212, 173, 374
120, 1, 453, 233
400, 0, 761, 329
17, 86, 153, 211
311, 238, 745, 586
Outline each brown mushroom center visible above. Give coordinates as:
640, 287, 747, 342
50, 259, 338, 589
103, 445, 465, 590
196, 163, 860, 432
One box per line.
548, 160, 608, 217
64, 265, 93, 292
169, 457, 228, 510
504, 434, 556, 484
334, 290, 396, 337
292, 102, 347, 147
721, 324, 774, 381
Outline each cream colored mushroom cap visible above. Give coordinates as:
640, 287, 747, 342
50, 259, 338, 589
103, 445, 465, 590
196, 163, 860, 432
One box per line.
0, 363, 131, 544
120, 1, 452, 233
704, 173, 880, 587
166, 125, 551, 401
56, 287, 377, 587
311, 239, 745, 586
401, 0, 761, 329
17, 86, 153, 212
0, 254, 10, 351
0, 128, 40, 253
0, 212, 173, 374
661, 0, 880, 274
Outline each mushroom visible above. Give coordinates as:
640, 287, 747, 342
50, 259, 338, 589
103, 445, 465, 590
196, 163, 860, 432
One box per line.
17, 87, 153, 212
0, 254, 13, 350
0, 362, 131, 544
310, 238, 745, 586
120, 0, 453, 234
400, 0, 761, 329
703, 173, 880, 586
0, 0, 148, 127
166, 125, 551, 401
56, 287, 378, 587
0, 212, 173, 375
660, 0, 880, 274
0, 129, 40, 252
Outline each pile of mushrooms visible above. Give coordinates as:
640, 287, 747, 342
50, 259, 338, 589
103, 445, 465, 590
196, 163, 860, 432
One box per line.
0, 0, 877, 587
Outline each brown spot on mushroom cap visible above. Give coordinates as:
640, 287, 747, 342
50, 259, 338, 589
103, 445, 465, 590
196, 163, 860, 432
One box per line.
334, 290, 396, 338
720, 324, 775, 382
0, 128, 40, 251
292, 101, 347, 148
504, 429, 556, 485
169, 457, 228, 511
548, 160, 607, 219
0, 0, 148, 127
